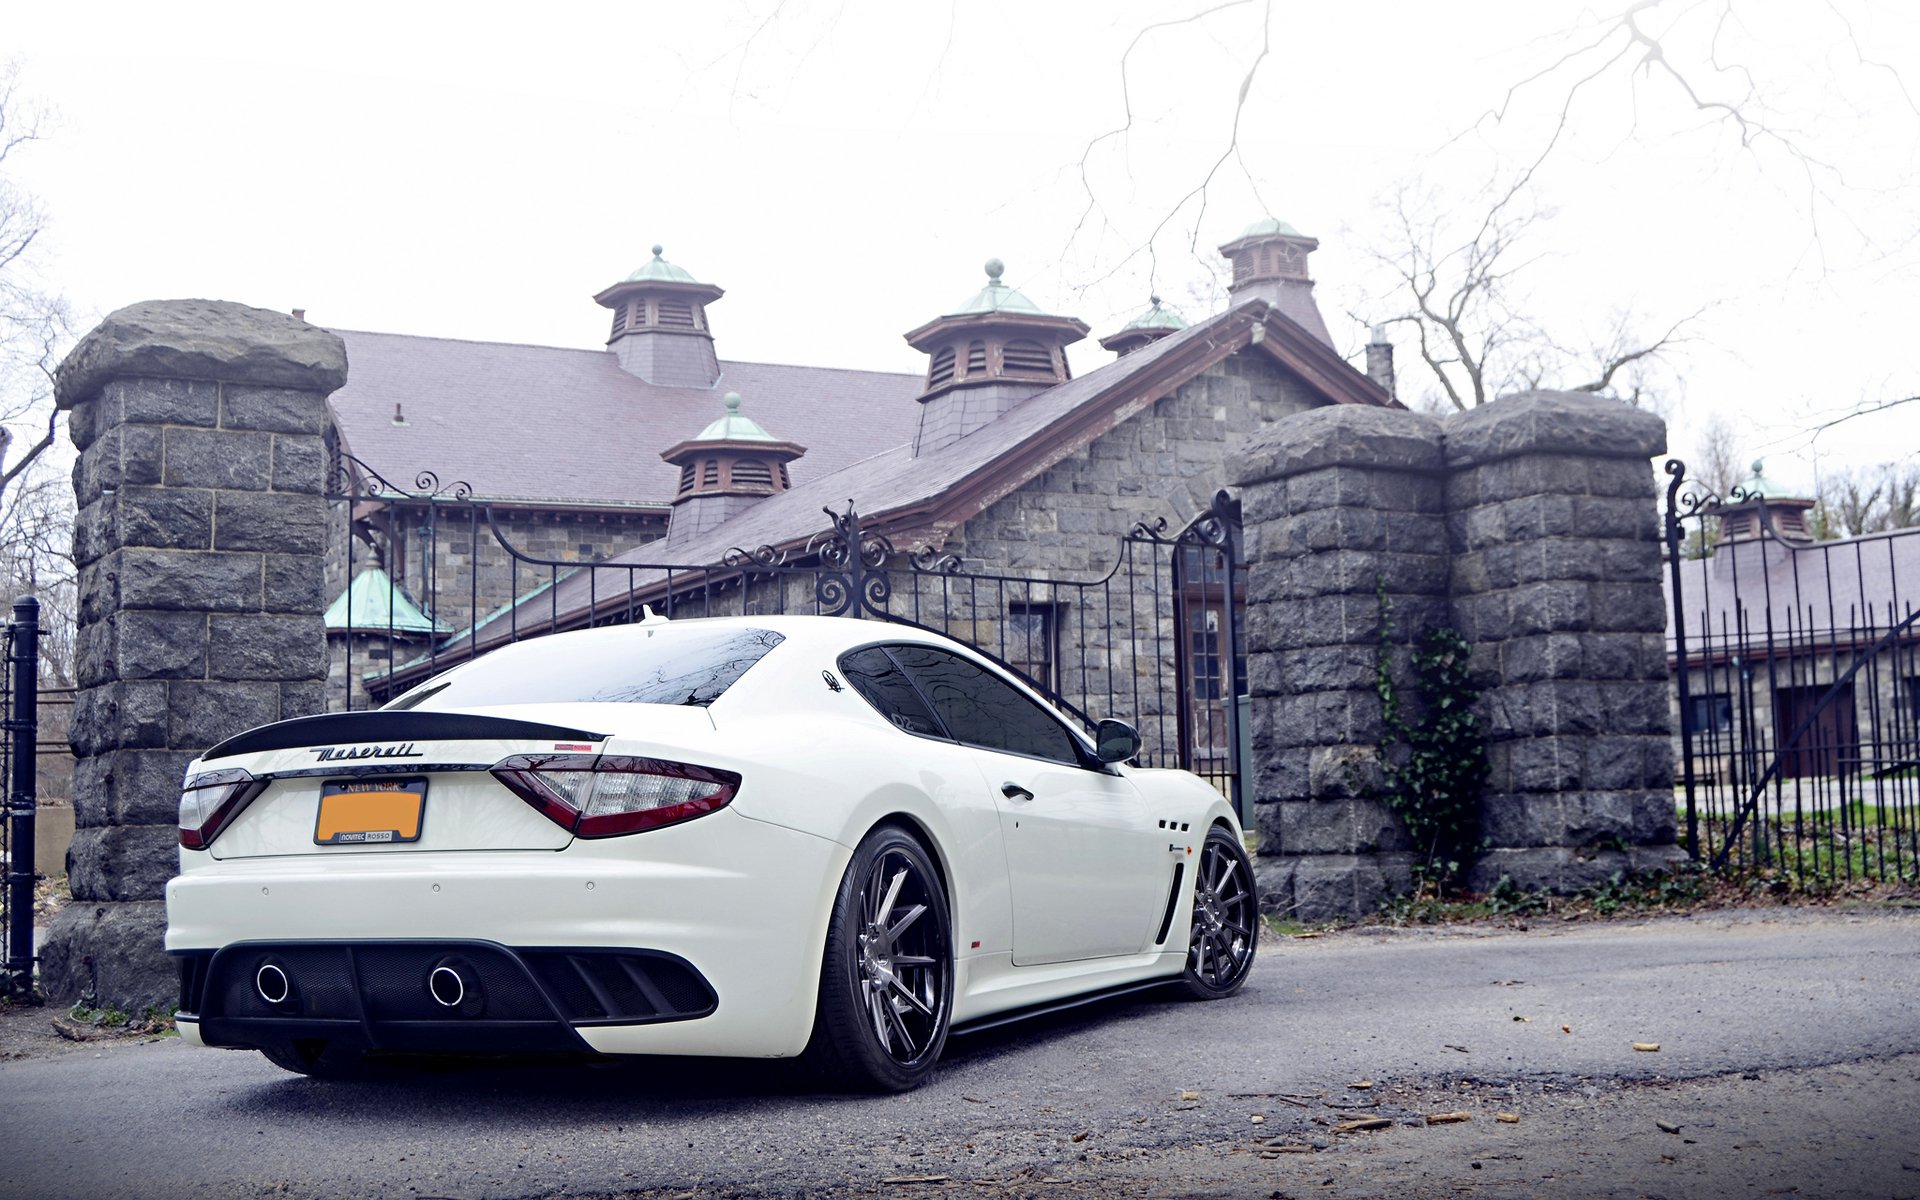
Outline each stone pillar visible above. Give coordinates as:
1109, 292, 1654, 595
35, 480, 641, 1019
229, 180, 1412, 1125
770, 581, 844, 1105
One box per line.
1443, 391, 1682, 890
42, 300, 345, 1009
1229, 406, 1450, 920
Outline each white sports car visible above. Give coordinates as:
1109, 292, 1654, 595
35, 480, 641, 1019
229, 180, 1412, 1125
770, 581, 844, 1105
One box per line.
166, 614, 1258, 1090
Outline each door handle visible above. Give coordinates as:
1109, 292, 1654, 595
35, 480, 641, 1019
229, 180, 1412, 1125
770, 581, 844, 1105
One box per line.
1001, 781, 1034, 802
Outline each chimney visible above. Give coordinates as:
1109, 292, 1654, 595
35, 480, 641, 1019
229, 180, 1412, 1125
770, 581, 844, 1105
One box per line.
1365, 325, 1396, 399
292, 308, 307, 322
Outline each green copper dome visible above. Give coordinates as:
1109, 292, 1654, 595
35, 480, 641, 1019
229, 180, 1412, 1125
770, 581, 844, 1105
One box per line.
1732, 460, 1801, 501
949, 258, 1047, 317
692, 392, 781, 443
323, 567, 447, 635
1235, 217, 1303, 239
1119, 294, 1188, 333
625, 244, 704, 284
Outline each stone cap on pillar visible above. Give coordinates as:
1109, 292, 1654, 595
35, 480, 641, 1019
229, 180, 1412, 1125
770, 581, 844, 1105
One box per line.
1228, 404, 1445, 487
1445, 390, 1666, 469
55, 299, 349, 410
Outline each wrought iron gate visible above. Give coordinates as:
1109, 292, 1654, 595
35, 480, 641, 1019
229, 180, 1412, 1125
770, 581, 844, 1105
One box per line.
3, 597, 39, 998
329, 457, 1246, 814
1663, 461, 1920, 885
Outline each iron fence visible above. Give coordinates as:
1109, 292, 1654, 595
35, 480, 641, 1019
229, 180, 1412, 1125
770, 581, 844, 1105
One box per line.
1664, 461, 1920, 886
329, 456, 1247, 815
3, 596, 40, 998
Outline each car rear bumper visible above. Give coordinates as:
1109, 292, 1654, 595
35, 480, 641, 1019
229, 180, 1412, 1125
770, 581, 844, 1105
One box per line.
166, 809, 850, 1058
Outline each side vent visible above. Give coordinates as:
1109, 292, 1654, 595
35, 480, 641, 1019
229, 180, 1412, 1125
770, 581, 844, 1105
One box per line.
928, 346, 956, 390
1154, 862, 1186, 945
965, 339, 988, 374
1002, 339, 1054, 375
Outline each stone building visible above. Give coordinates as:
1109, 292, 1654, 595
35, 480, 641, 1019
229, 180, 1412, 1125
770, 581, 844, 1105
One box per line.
322, 221, 1398, 756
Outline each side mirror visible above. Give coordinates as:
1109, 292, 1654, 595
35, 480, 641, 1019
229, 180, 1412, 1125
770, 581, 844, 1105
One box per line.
1094, 718, 1141, 764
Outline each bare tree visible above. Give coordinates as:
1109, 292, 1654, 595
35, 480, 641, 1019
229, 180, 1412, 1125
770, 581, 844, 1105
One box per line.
1811, 461, 1920, 539
0, 60, 69, 503
1368, 179, 1700, 411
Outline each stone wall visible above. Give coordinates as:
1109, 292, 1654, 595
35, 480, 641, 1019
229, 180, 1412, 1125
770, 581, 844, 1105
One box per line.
43, 300, 343, 1009
1232, 391, 1682, 920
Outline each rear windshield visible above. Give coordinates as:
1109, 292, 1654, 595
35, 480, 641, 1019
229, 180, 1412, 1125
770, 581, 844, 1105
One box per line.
385, 626, 786, 710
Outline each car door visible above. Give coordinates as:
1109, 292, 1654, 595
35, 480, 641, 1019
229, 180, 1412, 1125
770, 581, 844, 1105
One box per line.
885, 644, 1169, 966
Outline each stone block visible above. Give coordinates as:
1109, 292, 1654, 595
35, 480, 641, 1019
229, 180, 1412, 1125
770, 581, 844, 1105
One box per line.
1443, 391, 1667, 470
1480, 793, 1567, 848
280, 679, 328, 720
1253, 852, 1416, 921
1561, 790, 1635, 845
116, 610, 210, 680
68, 681, 171, 757
1228, 405, 1444, 486
36, 900, 176, 1010
1270, 645, 1381, 693
1572, 495, 1660, 540
1500, 494, 1578, 539
1466, 847, 1627, 895
220, 384, 331, 434
1310, 744, 1386, 802
55, 299, 348, 411
206, 613, 327, 680
214, 490, 325, 554
123, 425, 165, 486
1507, 580, 1593, 635
168, 680, 282, 751
271, 433, 327, 495
1589, 582, 1667, 633
1250, 739, 1310, 802
1597, 681, 1671, 734
1499, 634, 1585, 682
102, 376, 218, 427
1502, 734, 1584, 791
114, 548, 263, 612
67, 392, 100, 451
162, 427, 273, 490
117, 486, 213, 551
1587, 457, 1661, 499
1584, 736, 1649, 789
264, 553, 326, 613
72, 434, 123, 507
64, 824, 180, 902
1259, 795, 1407, 854
71, 748, 197, 828
1630, 788, 1679, 843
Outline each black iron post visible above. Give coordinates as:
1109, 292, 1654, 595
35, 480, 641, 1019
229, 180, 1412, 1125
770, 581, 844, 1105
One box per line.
1662, 461, 1700, 859
4, 596, 39, 995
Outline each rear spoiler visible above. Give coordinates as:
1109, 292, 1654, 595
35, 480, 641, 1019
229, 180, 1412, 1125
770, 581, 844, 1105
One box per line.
201, 711, 608, 762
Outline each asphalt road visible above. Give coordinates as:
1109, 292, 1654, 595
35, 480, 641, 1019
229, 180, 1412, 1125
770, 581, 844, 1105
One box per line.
4, 907, 1918, 1199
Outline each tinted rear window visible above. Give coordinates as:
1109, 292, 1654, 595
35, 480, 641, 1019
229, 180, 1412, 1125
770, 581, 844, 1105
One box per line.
386, 626, 786, 710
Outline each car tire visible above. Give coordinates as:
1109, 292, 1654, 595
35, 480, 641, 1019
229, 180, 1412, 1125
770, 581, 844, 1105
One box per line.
802, 824, 954, 1092
1179, 825, 1258, 1000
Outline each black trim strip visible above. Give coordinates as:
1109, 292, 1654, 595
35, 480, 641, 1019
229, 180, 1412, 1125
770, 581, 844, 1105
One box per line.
949, 977, 1178, 1037
201, 712, 608, 761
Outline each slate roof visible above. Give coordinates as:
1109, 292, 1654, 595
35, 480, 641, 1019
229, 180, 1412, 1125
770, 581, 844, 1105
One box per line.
412, 298, 1393, 668
327, 330, 921, 507
1666, 527, 1920, 657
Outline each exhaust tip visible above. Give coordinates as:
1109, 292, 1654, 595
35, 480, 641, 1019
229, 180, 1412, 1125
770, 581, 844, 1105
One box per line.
255, 962, 291, 1006
428, 965, 466, 1008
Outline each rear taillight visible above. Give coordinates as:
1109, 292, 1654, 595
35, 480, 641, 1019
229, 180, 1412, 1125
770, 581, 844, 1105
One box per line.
490, 754, 740, 838
179, 768, 269, 850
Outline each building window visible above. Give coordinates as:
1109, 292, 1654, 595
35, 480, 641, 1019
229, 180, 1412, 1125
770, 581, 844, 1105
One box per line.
1005, 603, 1061, 695
1683, 693, 1734, 737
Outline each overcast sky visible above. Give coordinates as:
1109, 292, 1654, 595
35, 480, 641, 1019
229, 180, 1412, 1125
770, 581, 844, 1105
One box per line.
9, 0, 1918, 494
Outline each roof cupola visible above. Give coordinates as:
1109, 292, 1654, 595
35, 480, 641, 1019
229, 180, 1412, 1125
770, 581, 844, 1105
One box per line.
1099, 294, 1188, 356
1707, 460, 1816, 546
1217, 217, 1333, 347
659, 392, 806, 546
594, 245, 726, 387
904, 258, 1090, 456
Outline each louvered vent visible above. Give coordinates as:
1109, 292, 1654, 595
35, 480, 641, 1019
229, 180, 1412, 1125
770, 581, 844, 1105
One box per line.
928, 346, 957, 390
1231, 251, 1253, 283
731, 460, 774, 490
658, 300, 698, 328
701, 459, 720, 486
778, 463, 791, 488
966, 340, 988, 375
1002, 340, 1054, 375
677, 464, 696, 496
610, 307, 628, 337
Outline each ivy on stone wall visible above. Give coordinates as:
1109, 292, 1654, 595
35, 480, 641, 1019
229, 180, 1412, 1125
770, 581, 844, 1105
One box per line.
1377, 591, 1490, 894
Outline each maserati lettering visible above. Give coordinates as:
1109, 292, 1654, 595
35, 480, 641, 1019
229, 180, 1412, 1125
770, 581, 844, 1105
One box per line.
309, 743, 424, 762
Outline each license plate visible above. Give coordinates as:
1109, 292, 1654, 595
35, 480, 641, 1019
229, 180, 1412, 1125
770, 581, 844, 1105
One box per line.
315, 779, 426, 845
